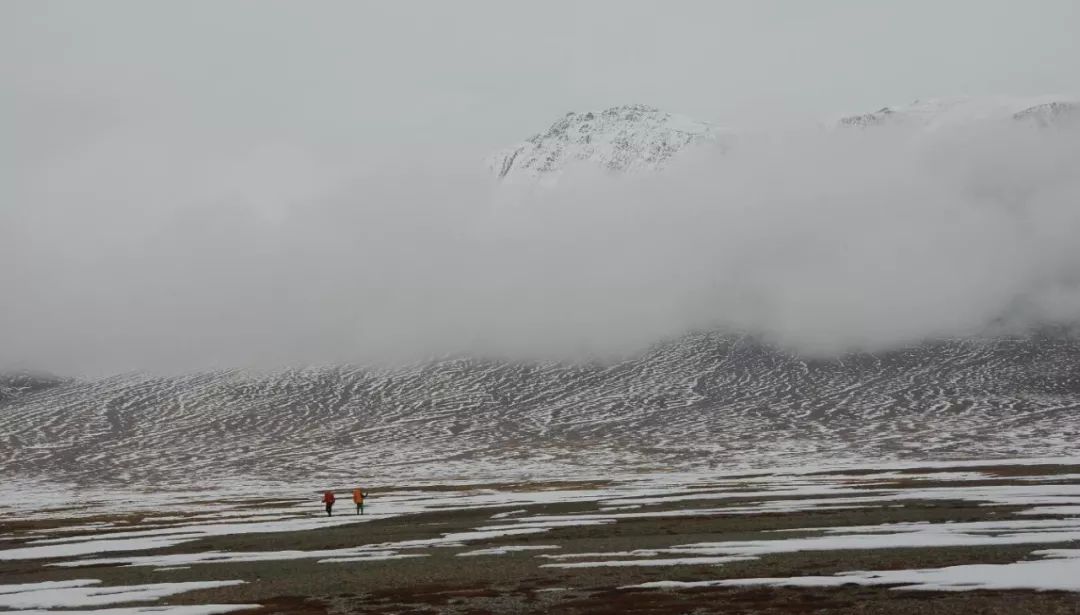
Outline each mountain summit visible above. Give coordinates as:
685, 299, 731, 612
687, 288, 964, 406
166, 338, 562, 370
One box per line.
489, 97, 1079, 182
488, 104, 726, 182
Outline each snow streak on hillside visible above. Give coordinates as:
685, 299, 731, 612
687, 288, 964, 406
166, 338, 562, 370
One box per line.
3, 335, 1080, 486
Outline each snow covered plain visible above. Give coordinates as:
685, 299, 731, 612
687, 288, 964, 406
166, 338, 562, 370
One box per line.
5, 460, 1080, 613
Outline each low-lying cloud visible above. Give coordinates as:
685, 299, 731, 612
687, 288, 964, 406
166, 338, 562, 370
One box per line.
3, 119, 1079, 375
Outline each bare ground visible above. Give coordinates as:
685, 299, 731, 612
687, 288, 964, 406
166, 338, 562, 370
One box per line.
4, 467, 1080, 613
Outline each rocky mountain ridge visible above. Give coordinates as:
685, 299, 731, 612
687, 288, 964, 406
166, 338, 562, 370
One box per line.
490, 96, 1080, 181
488, 104, 729, 182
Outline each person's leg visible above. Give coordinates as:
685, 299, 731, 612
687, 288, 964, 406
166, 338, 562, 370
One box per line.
360, 502, 364, 515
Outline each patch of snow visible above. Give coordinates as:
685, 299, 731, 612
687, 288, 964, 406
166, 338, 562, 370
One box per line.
662, 518, 1080, 557
0, 580, 244, 609
542, 556, 754, 568
489, 509, 527, 519
627, 549, 1080, 592
0, 536, 203, 561
318, 553, 430, 563
54, 528, 553, 568
0, 580, 99, 594
457, 545, 560, 557
479, 520, 616, 531
9, 607, 259, 615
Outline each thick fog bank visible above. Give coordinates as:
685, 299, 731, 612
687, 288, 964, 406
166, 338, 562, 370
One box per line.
3, 120, 1079, 375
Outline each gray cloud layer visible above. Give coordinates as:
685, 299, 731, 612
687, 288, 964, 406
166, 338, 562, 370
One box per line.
3, 118, 1079, 375
3, 1, 1079, 375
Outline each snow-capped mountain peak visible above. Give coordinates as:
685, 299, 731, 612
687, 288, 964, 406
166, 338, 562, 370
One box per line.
488, 104, 727, 182
490, 97, 1079, 184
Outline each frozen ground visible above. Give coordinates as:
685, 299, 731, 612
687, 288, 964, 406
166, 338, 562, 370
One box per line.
628, 548, 1080, 592
4, 460, 1080, 613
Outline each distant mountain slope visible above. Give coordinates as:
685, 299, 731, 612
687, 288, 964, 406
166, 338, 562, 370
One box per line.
0, 371, 64, 403
488, 104, 728, 182
1012, 100, 1080, 127
837, 96, 1080, 129
3, 334, 1079, 486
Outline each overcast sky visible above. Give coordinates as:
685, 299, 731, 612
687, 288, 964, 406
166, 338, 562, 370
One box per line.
2, 1, 1079, 375
4, 1, 1078, 152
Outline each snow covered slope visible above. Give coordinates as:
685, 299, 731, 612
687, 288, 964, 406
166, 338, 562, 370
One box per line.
489, 97, 1079, 183
0, 372, 63, 404
488, 104, 728, 182
3, 334, 1080, 486
837, 96, 1080, 130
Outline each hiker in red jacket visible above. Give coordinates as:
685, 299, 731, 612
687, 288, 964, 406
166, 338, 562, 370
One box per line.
322, 490, 336, 516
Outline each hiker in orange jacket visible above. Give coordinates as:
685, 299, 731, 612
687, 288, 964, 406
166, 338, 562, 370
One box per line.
322, 490, 336, 516
353, 488, 369, 515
